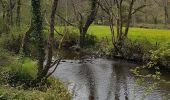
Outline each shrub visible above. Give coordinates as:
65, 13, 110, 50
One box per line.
0, 34, 22, 53
144, 46, 170, 69
1, 57, 37, 86
54, 27, 97, 48
0, 78, 71, 100
84, 34, 97, 48
120, 39, 157, 61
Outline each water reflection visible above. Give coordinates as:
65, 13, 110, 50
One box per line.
53, 59, 170, 100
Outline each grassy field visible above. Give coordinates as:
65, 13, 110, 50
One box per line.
88, 25, 170, 45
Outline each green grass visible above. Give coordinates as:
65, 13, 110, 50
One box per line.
88, 25, 170, 45
55, 25, 170, 46
0, 78, 71, 100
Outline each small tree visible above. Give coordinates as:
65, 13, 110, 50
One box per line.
98, 0, 147, 52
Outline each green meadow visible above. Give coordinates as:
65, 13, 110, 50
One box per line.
88, 25, 170, 45
56, 25, 170, 46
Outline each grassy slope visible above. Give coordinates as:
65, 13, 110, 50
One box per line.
0, 49, 71, 100
88, 25, 170, 45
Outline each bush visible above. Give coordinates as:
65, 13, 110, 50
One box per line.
84, 34, 97, 48
0, 34, 22, 53
1, 57, 37, 86
144, 46, 170, 69
0, 78, 71, 100
120, 39, 157, 61
54, 27, 97, 49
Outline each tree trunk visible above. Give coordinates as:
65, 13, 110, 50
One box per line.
36, 0, 59, 80
31, 0, 45, 79
79, 28, 86, 48
20, 20, 33, 56
124, 0, 134, 37
16, 0, 21, 28
6, 0, 11, 33
78, 0, 98, 48
0, 0, 6, 32
164, 0, 168, 25
144, 0, 148, 23
9, 0, 13, 25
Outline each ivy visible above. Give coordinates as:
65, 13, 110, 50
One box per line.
31, 0, 45, 71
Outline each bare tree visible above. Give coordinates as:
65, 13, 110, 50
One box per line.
98, 0, 147, 52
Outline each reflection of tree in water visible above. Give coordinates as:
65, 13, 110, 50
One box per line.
106, 63, 129, 100
77, 64, 96, 100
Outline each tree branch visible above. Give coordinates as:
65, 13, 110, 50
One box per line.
132, 4, 150, 15
44, 14, 63, 36
56, 13, 76, 27
46, 58, 61, 79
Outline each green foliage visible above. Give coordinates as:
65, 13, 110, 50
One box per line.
131, 45, 170, 100
84, 34, 97, 47
0, 27, 25, 53
1, 57, 37, 86
0, 49, 71, 99
54, 27, 97, 48
143, 45, 170, 69
0, 48, 12, 61
0, 78, 71, 100
95, 38, 113, 57
121, 39, 157, 61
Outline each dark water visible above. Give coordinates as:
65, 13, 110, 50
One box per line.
53, 58, 170, 100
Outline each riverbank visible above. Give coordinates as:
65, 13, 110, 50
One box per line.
0, 49, 71, 100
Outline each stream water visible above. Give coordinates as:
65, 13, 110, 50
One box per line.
53, 58, 170, 100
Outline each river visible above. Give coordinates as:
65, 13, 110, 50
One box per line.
53, 58, 170, 100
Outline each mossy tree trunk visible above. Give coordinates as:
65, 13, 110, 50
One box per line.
31, 0, 45, 80
31, 0, 60, 82
37, 0, 59, 80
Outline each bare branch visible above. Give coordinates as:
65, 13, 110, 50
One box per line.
132, 4, 150, 15
46, 58, 61, 79
44, 14, 63, 36
56, 13, 76, 27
